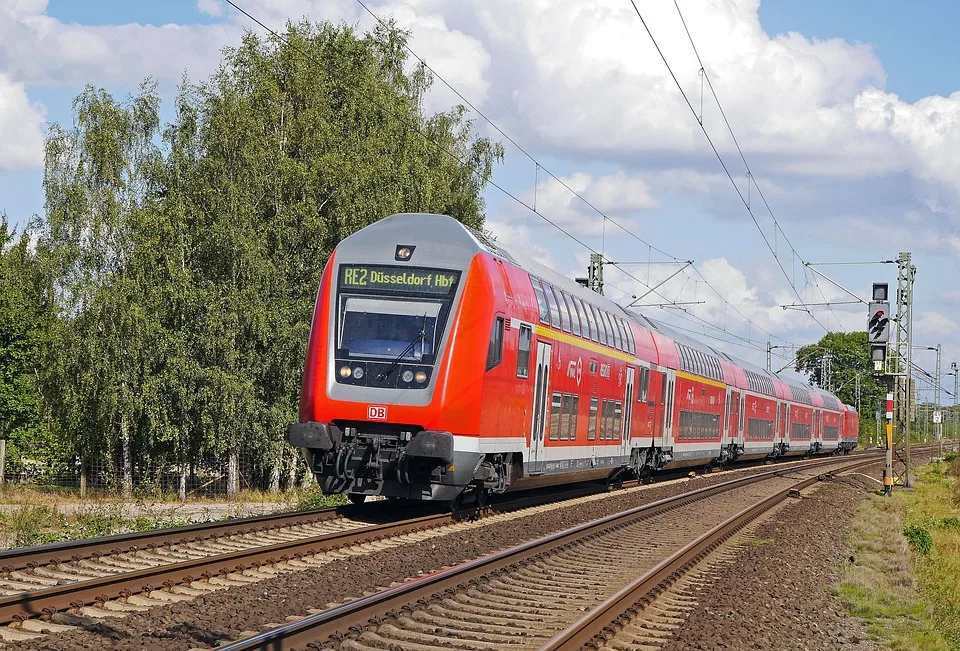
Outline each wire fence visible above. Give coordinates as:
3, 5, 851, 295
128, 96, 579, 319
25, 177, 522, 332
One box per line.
0, 444, 313, 500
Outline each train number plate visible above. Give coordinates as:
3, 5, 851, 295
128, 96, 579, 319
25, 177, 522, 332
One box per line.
367, 405, 388, 420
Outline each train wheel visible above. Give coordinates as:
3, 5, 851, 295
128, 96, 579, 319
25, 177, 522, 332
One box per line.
348, 493, 367, 505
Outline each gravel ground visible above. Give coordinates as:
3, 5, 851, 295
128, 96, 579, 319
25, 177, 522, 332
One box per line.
13, 456, 884, 651
658, 467, 887, 651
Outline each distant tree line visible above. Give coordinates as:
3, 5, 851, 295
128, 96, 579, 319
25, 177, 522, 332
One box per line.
0, 20, 501, 498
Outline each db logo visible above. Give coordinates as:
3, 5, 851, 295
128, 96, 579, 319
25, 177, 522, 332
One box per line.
367, 405, 388, 420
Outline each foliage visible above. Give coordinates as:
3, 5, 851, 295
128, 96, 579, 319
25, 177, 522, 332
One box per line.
0, 19, 502, 498
795, 331, 886, 440
904, 524, 933, 555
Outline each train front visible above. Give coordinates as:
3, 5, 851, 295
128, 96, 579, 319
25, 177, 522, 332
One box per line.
289, 213, 488, 503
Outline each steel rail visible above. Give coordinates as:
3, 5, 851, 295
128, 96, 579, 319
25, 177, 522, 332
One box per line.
0, 505, 345, 573
538, 457, 879, 650
215, 455, 877, 651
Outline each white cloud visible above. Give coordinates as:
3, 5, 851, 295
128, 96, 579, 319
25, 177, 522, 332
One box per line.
939, 290, 960, 305
0, 72, 44, 170
197, 0, 225, 18
915, 311, 960, 339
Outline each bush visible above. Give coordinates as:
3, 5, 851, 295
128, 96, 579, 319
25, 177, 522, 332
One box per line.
904, 524, 934, 555
294, 487, 349, 511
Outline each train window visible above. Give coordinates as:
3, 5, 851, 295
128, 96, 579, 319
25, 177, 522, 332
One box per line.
639, 367, 650, 402
570, 395, 580, 440
588, 397, 598, 440
613, 401, 623, 440
564, 293, 582, 337
516, 324, 532, 378
620, 319, 632, 354
584, 302, 598, 342
549, 392, 562, 440
486, 316, 504, 370
531, 278, 549, 324
560, 394, 572, 440
544, 283, 561, 328
623, 320, 635, 355
605, 400, 615, 440
602, 312, 619, 350
572, 298, 588, 339
552, 287, 570, 332
611, 314, 623, 351
661, 373, 667, 406
613, 318, 625, 352
592, 305, 608, 346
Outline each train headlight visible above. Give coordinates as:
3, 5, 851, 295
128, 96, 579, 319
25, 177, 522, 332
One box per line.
414, 371, 427, 383
401, 370, 414, 383
353, 367, 364, 379
339, 366, 352, 378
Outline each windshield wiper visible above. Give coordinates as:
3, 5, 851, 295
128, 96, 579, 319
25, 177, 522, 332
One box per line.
377, 315, 427, 381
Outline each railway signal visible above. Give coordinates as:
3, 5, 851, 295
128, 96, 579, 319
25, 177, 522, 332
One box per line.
868, 283, 890, 372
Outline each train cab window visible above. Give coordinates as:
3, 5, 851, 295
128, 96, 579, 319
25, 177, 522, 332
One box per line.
588, 397, 598, 440
565, 293, 582, 337
486, 316, 504, 370
531, 278, 549, 324
592, 306, 608, 345
549, 392, 562, 440
516, 324, 532, 378
551, 287, 569, 332
544, 283, 561, 328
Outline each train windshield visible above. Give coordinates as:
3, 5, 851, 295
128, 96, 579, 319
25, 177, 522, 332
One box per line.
339, 297, 441, 360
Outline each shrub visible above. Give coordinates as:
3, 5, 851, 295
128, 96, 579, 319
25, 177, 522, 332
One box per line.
904, 524, 934, 556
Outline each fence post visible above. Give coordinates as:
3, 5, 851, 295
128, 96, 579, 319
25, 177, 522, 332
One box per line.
0, 439, 6, 487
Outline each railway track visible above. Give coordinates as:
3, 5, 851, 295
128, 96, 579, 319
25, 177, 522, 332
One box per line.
214, 454, 886, 651
0, 450, 897, 643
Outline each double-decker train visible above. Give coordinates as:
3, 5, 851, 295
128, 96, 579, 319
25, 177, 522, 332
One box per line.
290, 213, 859, 505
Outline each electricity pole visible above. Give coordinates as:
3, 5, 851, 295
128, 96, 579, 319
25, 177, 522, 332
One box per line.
890, 253, 916, 488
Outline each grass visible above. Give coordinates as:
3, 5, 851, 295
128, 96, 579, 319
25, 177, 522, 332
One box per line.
834, 461, 960, 649
0, 484, 348, 549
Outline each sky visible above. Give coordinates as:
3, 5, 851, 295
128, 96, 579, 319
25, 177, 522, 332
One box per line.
1, 0, 958, 406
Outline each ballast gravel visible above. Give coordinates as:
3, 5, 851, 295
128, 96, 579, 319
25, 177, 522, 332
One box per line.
14, 456, 889, 650
658, 471, 885, 651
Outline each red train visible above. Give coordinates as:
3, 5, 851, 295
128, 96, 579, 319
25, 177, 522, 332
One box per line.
290, 213, 859, 505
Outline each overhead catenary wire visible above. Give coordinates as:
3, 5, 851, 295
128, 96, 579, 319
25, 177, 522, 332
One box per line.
350, 0, 798, 349
224, 0, 798, 352
629, 0, 830, 333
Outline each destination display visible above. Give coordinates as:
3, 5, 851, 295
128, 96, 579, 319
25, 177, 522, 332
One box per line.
338, 265, 460, 295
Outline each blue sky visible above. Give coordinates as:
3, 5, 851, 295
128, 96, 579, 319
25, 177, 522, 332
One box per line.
2, 0, 958, 400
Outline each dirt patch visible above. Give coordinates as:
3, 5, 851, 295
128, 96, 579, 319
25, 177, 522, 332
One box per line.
658, 472, 883, 651
14, 458, 884, 650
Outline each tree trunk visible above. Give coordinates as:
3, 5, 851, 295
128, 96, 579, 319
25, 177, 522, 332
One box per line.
121, 414, 133, 499
79, 452, 88, 499
287, 447, 298, 491
268, 455, 280, 494
227, 446, 239, 500
178, 461, 187, 501
0, 439, 6, 488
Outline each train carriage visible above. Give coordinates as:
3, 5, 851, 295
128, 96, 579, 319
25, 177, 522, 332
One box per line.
290, 213, 858, 504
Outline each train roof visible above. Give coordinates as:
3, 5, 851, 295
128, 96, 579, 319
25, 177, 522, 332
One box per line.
371, 214, 846, 411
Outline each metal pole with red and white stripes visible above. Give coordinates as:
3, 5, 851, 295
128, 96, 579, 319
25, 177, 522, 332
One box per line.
884, 391, 894, 496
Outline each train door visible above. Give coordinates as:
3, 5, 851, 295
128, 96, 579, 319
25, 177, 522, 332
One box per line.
528, 341, 552, 475
621, 367, 635, 459
662, 369, 676, 448
729, 390, 741, 445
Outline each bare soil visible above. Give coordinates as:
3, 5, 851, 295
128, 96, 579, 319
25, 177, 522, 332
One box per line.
14, 458, 885, 650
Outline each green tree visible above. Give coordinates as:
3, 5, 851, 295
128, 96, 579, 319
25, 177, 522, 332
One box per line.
795, 331, 886, 443
41, 82, 163, 497
0, 216, 53, 479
